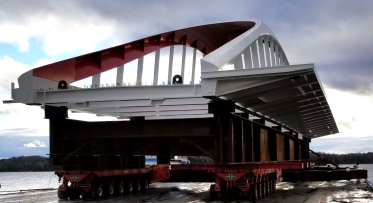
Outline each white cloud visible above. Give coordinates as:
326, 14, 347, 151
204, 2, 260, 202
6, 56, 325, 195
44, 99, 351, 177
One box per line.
0, 1, 251, 57
33, 140, 47, 147
42, 16, 115, 56
0, 55, 55, 98
310, 86, 373, 153
23, 143, 37, 148
323, 87, 373, 138
0, 2, 116, 56
33, 58, 56, 68
0, 56, 53, 136
0, 56, 32, 92
23, 140, 47, 148
0, 103, 48, 136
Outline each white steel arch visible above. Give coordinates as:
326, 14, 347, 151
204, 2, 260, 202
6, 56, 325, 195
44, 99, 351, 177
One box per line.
201, 20, 289, 72
3, 20, 338, 139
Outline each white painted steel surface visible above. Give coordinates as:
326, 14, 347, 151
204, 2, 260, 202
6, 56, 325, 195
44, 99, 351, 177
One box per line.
4, 20, 337, 138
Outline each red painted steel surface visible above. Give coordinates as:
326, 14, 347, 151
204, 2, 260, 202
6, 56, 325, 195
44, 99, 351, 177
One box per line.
56, 162, 311, 194
212, 168, 278, 192
215, 172, 247, 182
150, 164, 170, 183
58, 173, 90, 183
171, 161, 310, 171
55, 165, 170, 183
56, 163, 313, 197
33, 21, 255, 84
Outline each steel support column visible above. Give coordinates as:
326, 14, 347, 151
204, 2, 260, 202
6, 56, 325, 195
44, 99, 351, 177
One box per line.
258, 36, 265, 68
242, 119, 253, 162
232, 115, 242, 162
168, 45, 174, 85
270, 37, 275, 67
252, 119, 264, 161
268, 129, 277, 161
153, 50, 160, 85
136, 56, 144, 85
191, 48, 197, 84
243, 46, 253, 69
157, 145, 171, 164
208, 100, 235, 163
181, 45, 186, 80
116, 65, 124, 86
92, 73, 100, 87
219, 114, 232, 163
264, 36, 270, 67
252, 40, 260, 68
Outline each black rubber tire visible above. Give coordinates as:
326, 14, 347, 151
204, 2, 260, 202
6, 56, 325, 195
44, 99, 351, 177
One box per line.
221, 189, 232, 201
97, 182, 105, 198
250, 184, 258, 202
118, 181, 125, 195
57, 184, 68, 200
127, 181, 134, 193
268, 180, 273, 195
263, 181, 268, 198
68, 189, 80, 200
92, 182, 105, 199
209, 184, 217, 200
91, 183, 97, 199
109, 180, 117, 197
80, 190, 91, 199
258, 182, 262, 200
134, 180, 141, 192
272, 178, 276, 193
141, 179, 149, 191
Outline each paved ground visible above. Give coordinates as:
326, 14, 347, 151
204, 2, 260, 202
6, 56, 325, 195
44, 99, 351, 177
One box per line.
0, 181, 372, 203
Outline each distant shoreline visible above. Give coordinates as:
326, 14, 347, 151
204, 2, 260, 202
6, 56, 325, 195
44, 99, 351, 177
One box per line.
0, 154, 372, 172
312, 152, 373, 165
0, 156, 61, 172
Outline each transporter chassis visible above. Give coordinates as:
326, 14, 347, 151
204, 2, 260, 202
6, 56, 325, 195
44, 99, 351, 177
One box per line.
54, 161, 367, 201
55, 161, 311, 201
55, 165, 170, 199
171, 161, 311, 201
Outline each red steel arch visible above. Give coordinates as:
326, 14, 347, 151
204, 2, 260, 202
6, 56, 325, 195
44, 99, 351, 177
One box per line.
33, 21, 256, 84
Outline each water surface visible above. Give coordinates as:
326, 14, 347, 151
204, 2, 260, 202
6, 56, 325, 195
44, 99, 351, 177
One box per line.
0, 171, 59, 194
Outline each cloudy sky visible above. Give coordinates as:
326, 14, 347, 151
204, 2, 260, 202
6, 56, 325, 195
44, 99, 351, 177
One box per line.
0, 0, 373, 158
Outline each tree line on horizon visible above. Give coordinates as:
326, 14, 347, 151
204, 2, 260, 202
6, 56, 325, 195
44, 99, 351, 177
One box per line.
311, 152, 373, 165
0, 156, 60, 172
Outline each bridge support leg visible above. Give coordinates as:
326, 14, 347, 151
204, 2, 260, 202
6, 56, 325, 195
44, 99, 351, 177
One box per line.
242, 119, 254, 162
232, 116, 243, 162
157, 145, 171, 164
209, 100, 235, 163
